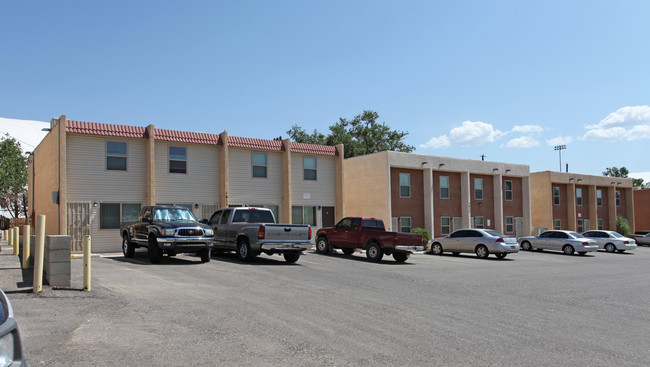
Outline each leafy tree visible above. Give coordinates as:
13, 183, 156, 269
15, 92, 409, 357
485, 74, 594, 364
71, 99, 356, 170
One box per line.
603, 166, 644, 189
286, 110, 414, 158
616, 215, 632, 236
0, 135, 28, 218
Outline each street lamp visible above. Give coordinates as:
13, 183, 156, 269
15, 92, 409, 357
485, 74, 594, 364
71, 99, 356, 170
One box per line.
554, 145, 566, 172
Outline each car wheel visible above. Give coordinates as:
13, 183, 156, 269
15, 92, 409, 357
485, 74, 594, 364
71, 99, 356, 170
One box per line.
521, 241, 532, 251
342, 248, 354, 256
366, 243, 383, 262
237, 239, 255, 262
200, 249, 211, 263
148, 236, 162, 264
452, 252, 460, 256
316, 237, 330, 254
475, 245, 489, 259
431, 243, 443, 255
562, 245, 575, 255
122, 234, 135, 258
605, 243, 616, 253
393, 252, 409, 263
283, 252, 301, 263
495, 253, 507, 259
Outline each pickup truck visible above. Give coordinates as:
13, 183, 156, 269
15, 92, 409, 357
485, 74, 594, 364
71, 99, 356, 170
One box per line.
121, 205, 214, 264
630, 230, 650, 246
207, 207, 312, 263
315, 217, 423, 262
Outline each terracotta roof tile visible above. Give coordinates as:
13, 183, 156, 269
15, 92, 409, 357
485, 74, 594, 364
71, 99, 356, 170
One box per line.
290, 142, 338, 156
228, 136, 283, 151
66, 120, 147, 138
154, 128, 221, 145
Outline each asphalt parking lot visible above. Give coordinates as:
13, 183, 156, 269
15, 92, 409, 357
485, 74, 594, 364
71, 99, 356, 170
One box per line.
2, 242, 650, 366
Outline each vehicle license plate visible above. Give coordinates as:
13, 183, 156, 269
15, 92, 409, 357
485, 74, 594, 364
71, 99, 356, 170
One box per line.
510, 246, 515, 250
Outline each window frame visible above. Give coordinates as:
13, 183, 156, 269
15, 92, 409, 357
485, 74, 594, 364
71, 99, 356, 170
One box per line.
576, 188, 582, 206
441, 216, 451, 235
303, 157, 317, 181
400, 216, 412, 233
504, 180, 513, 201
474, 216, 484, 229
440, 176, 450, 199
577, 219, 583, 233
106, 141, 127, 171
553, 219, 561, 230
505, 216, 514, 233
597, 219, 604, 230
616, 190, 621, 207
399, 173, 411, 198
100, 202, 141, 229
553, 186, 560, 206
252, 153, 268, 178
169, 145, 187, 174
597, 189, 602, 206
474, 178, 483, 200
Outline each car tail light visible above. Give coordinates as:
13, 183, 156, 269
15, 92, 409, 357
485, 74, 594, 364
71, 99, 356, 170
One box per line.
496, 237, 504, 243
582, 242, 589, 246
258, 225, 265, 239
308, 226, 312, 240
624, 241, 629, 244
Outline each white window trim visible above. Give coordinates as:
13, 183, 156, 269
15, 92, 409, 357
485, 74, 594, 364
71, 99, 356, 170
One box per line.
399, 173, 411, 198
474, 178, 483, 200
252, 152, 268, 179
106, 140, 127, 171
441, 216, 451, 235
303, 157, 317, 181
505, 216, 514, 233
553, 187, 560, 206
169, 145, 188, 174
505, 180, 513, 201
400, 216, 412, 233
440, 176, 450, 199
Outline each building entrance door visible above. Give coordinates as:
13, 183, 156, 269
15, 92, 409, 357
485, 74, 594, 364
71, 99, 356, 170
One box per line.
322, 207, 335, 228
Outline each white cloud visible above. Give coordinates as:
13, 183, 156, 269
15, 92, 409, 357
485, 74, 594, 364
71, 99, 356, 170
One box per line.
546, 135, 573, 146
583, 127, 627, 141
511, 125, 543, 134
583, 105, 650, 141
420, 120, 503, 149
502, 136, 540, 148
626, 124, 650, 140
419, 135, 450, 149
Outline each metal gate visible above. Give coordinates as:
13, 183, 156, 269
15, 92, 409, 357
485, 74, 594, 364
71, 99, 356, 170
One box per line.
67, 202, 91, 252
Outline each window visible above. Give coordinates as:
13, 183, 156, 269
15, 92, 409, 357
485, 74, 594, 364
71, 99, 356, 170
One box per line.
597, 189, 602, 206
598, 219, 603, 230
292, 206, 316, 226
291, 206, 303, 225
616, 190, 621, 207
553, 187, 560, 205
400, 217, 411, 233
169, 146, 187, 173
474, 216, 484, 229
440, 176, 449, 199
505, 216, 514, 233
576, 188, 582, 206
122, 204, 141, 222
209, 210, 222, 225
399, 173, 410, 198
474, 178, 483, 200
100, 203, 141, 229
505, 180, 513, 201
106, 141, 127, 171
577, 219, 583, 233
553, 219, 561, 230
441, 217, 451, 235
304, 157, 317, 180
252, 153, 267, 178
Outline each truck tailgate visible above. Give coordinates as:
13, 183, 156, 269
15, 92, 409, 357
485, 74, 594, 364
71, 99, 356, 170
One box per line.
263, 224, 311, 242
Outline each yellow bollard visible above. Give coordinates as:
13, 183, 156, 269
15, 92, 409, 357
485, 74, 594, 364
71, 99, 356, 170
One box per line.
7, 228, 13, 248
22, 225, 31, 269
13, 227, 19, 256
83, 235, 91, 292
33, 215, 46, 293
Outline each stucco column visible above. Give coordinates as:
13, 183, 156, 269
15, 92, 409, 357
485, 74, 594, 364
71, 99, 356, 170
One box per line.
335, 144, 345, 222
626, 188, 635, 232
608, 186, 617, 230
588, 185, 597, 231
219, 131, 229, 208
461, 171, 471, 228
567, 182, 576, 231
522, 176, 532, 236
281, 139, 292, 223
146, 124, 156, 206
58, 115, 67, 235
493, 174, 503, 233
423, 167, 434, 237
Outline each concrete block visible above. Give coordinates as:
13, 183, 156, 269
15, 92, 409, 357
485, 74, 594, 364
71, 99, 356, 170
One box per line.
44, 235, 71, 288
45, 274, 70, 287
47, 248, 70, 263
45, 235, 72, 251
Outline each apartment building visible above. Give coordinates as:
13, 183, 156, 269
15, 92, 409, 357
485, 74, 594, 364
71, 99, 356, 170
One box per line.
530, 171, 634, 233
28, 116, 344, 252
343, 151, 532, 238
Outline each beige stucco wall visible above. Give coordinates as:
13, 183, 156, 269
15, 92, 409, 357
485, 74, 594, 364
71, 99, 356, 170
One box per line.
343, 152, 391, 228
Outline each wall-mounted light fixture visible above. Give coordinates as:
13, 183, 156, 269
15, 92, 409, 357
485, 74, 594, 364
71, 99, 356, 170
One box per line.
317, 205, 322, 210
194, 203, 199, 209
93, 201, 98, 207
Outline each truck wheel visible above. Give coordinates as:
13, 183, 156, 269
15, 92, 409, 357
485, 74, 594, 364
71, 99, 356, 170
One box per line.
237, 239, 255, 262
283, 252, 301, 263
316, 237, 330, 254
393, 252, 409, 263
200, 249, 211, 263
342, 248, 354, 256
148, 236, 162, 264
366, 243, 383, 262
122, 233, 135, 258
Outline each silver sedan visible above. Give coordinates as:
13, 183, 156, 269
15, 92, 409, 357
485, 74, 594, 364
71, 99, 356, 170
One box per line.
518, 230, 597, 255
581, 230, 637, 253
429, 229, 519, 259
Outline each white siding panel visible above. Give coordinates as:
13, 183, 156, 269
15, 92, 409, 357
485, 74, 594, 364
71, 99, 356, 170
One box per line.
154, 142, 220, 205
228, 149, 282, 206
291, 154, 336, 206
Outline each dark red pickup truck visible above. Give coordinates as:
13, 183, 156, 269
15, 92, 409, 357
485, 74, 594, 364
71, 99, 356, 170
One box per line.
315, 217, 424, 262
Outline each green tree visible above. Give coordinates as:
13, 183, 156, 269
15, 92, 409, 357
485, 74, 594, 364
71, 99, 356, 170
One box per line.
286, 110, 414, 158
603, 166, 644, 189
0, 135, 28, 218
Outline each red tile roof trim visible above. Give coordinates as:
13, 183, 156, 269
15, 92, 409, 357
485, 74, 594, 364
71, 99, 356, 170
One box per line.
228, 136, 284, 151
66, 120, 148, 138
290, 142, 338, 156
154, 128, 221, 145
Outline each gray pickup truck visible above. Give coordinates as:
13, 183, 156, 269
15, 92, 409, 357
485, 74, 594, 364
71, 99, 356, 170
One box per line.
207, 207, 312, 263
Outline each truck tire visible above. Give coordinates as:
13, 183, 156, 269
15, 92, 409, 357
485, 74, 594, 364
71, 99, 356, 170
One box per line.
366, 243, 383, 262
237, 239, 256, 262
316, 237, 330, 254
393, 252, 409, 263
342, 248, 355, 256
283, 252, 301, 263
148, 235, 162, 264
122, 233, 135, 258
200, 248, 211, 263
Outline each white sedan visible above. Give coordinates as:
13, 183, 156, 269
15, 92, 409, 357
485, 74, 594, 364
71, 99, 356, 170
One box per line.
518, 230, 598, 255
429, 229, 519, 259
581, 230, 637, 253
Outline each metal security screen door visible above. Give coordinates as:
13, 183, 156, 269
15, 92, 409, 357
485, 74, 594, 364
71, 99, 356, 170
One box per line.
67, 202, 91, 251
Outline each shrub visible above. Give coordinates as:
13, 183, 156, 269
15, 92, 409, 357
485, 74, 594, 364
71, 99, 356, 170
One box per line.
411, 227, 430, 245
616, 215, 631, 236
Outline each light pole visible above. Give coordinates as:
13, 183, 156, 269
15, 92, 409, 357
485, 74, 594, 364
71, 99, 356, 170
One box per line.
554, 145, 566, 172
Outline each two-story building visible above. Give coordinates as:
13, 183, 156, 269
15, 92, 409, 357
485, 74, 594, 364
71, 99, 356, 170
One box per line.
28, 116, 344, 252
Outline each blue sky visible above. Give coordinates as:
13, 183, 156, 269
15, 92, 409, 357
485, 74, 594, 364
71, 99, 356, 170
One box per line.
2, 1, 649, 179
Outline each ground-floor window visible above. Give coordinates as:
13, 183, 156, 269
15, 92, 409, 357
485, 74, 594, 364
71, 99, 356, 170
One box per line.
598, 219, 603, 230
505, 216, 514, 234
101, 203, 142, 229
441, 217, 450, 235
553, 219, 561, 230
474, 216, 484, 229
292, 206, 316, 226
577, 219, 583, 233
400, 217, 411, 233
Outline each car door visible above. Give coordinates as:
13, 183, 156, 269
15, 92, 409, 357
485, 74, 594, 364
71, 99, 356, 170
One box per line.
217, 209, 233, 249
536, 231, 552, 249
549, 231, 566, 250
446, 230, 468, 252
328, 218, 353, 247
136, 207, 152, 243
208, 210, 223, 246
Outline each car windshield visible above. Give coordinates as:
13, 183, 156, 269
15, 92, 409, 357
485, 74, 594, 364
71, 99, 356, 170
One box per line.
569, 232, 584, 238
610, 232, 624, 238
153, 208, 196, 221
484, 230, 506, 238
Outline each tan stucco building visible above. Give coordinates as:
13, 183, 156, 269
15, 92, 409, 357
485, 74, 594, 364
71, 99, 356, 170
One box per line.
343, 151, 532, 238
530, 171, 634, 233
28, 116, 344, 252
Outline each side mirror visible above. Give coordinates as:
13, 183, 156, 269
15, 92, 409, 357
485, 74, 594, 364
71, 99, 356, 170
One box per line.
198, 219, 208, 224
143, 216, 152, 223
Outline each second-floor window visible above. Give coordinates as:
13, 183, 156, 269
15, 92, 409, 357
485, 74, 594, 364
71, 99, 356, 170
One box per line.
440, 176, 449, 199
169, 146, 187, 173
616, 190, 621, 207
576, 188, 582, 206
474, 178, 483, 200
553, 187, 560, 205
597, 189, 602, 206
400, 173, 410, 198
304, 157, 317, 180
106, 141, 127, 171
252, 153, 267, 178
505, 180, 513, 201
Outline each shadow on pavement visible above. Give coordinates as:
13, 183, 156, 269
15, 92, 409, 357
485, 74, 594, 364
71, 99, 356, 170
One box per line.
310, 250, 415, 265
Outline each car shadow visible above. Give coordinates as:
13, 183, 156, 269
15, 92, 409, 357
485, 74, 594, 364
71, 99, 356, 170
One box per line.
520, 249, 597, 257
309, 250, 415, 265
210, 251, 303, 266
108, 251, 207, 265
596, 250, 635, 255
428, 253, 516, 261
